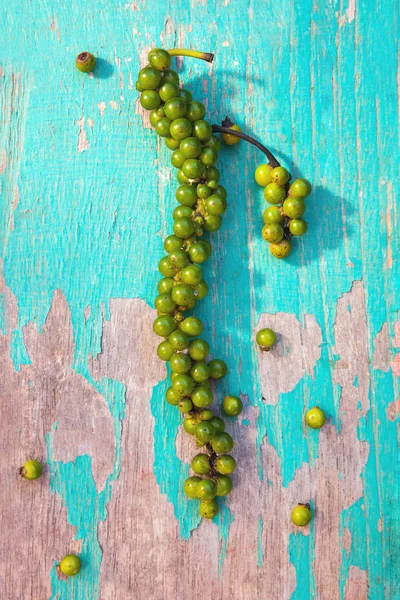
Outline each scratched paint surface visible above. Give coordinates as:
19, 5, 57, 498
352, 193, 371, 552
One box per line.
0, 1, 398, 599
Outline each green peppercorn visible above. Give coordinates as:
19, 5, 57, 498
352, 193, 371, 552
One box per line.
188, 338, 210, 360
256, 328, 276, 351
148, 48, 172, 71
59, 554, 81, 577
215, 474, 233, 496
209, 416, 225, 434
199, 499, 218, 518
208, 359, 228, 379
222, 395, 243, 417
191, 453, 211, 474
291, 504, 312, 527
269, 239, 292, 259
211, 432, 234, 454
21, 459, 43, 480
194, 421, 216, 444
196, 478, 217, 500
75, 52, 96, 73
214, 454, 236, 475
184, 475, 201, 498
305, 406, 326, 429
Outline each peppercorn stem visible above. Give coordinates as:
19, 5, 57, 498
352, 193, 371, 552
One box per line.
212, 125, 280, 168
167, 48, 214, 63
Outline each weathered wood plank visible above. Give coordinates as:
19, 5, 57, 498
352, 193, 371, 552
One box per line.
0, 1, 398, 599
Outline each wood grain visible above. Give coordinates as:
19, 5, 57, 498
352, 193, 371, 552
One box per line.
0, 1, 398, 599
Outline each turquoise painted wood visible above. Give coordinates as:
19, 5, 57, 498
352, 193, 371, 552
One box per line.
0, 1, 399, 599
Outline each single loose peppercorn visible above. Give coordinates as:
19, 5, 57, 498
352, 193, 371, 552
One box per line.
291, 504, 312, 527
256, 328, 276, 351
305, 406, 326, 429
21, 459, 43, 480
75, 52, 96, 73
222, 395, 243, 417
59, 554, 81, 577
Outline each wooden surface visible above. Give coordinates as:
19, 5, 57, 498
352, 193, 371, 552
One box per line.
0, 1, 399, 599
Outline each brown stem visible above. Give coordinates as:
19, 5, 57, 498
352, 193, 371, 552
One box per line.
212, 124, 280, 168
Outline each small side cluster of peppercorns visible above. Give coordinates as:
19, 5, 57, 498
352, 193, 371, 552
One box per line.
255, 327, 326, 527
254, 165, 311, 259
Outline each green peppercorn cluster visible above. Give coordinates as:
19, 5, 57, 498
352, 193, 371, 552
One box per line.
254, 164, 311, 258
137, 48, 239, 519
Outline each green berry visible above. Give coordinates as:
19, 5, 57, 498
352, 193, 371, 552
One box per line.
199, 409, 214, 421
211, 432, 234, 454
194, 421, 216, 443
170, 352, 192, 373
191, 385, 213, 408
222, 395, 243, 417
256, 328, 276, 350
159, 81, 180, 102
216, 474, 233, 496
221, 123, 242, 145
165, 136, 180, 150
270, 239, 292, 259
203, 215, 222, 232
205, 166, 220, 182
193, 120, 213, 142
183, 416, 198, 434
169, 249, 190, 270
289, 178, 312, 198
177, 170, 190, 184
199, 147, 218, 167
176, 184, 198, 206
289, 218, 308, 236
21, 459, 43, 480
305, 406, 326, 429
157, 340, 174, 361
262, 223, 284, 243
188, 242, 209, 264
188, 338, 209, 360
215, 185, 226, 199
158, 278, 175, 293
150, 108, 165, 127
164, 235, 182, 253
209, 416, 225, 434
162, 69, 179, 84
181, 316, 203, 337
181, 264, 202, 285
194, 280, 208, 299
154, 293, 176, 314
184, 475, 201, 498
214, 454, 236, 475
173, 205, 192, 220
182, 158, 205, 180
283, 197, 306, 218
59, 554, 81, 577
157, 118, 173, 138
190, 361, 211, 383
138, 66, 162, 90
178, 398, 193, 413
263, 206, 284, 225
196, 478, 217, 500
205, 135, 221, 152
191, 453, 211, 474
254, 163, 273, 186
153, 315, 177, 337
148, 48, 172, 71
171, 284, 195, 307
270, 166, 290, 185
172, 374, 195, 396
158, 256, 177, 277
171, 150, 186, 169
180, 137, 202, 159
164, 97, 187, 120
140, 90, 161, 110
173, 217, 195, 239
169, 330, 190, 351
291, 504, 312, 527
208, 359, 227, 379
179, 89, 192, 102
165, 386, 180, 405
170, 118, 193, 140
75, 52, 96, 73
187, 101, 206, 121
197, 184, 212, 199
263, 183, 286, 205
206, 195, 226, 216
199, 499, 218, 519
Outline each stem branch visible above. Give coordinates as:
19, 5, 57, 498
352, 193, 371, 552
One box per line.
212, 125, 280, 168
167, 48, 214, 63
